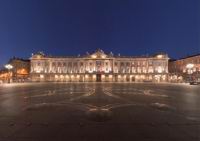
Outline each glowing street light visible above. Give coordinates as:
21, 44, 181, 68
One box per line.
186, 63, 194, 82
186, 64, 194, 70
186, 63, 194, 74
4, 64, 13, 83
5, 64, 13, 70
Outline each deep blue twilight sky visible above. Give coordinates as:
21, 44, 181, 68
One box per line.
0, 0, 200, 68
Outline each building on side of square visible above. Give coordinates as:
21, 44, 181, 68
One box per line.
169, 54, 200, 82
8, 58, 30, 82
30, 49, 169, 82
0, 58, 30, 83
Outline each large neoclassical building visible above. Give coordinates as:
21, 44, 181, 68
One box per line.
30, 49, 169, 82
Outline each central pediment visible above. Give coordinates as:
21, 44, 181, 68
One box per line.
90, 49, 107, 59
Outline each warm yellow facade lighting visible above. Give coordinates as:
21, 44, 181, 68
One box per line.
40, 75, 44, 78
157, 55, 163, 59
91, 55, 97, 58
186, 64, 194, 69
157, 67, 163, 73
101, 55, 106, 58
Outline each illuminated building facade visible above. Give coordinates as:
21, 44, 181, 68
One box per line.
169, 54, 200, 82
8, 58, 30, 82
0, 69, 11, 83
0, 58, 30, 83
30, 49, 169, 82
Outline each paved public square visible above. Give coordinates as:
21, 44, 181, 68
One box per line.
0, 82, 199, 141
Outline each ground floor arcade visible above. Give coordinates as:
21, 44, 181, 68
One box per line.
31, 73, 168, 82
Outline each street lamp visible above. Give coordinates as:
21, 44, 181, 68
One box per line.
186, 63, 194, 82
5, 64, 13, 83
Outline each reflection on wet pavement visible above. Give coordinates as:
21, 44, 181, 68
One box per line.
0, 83, 200, 141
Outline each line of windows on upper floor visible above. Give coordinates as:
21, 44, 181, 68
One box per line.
32, 60, 167, 67
31, 66, 168, 74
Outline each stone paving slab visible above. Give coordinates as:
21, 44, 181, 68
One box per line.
0, 83, 199, 141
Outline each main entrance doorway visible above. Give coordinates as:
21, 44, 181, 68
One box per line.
96, 74, 101, 82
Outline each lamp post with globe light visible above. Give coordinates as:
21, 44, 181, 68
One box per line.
186, 63, 194, 82
5, 64, 13, 83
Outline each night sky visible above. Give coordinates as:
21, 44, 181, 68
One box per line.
0, 0, 199, 68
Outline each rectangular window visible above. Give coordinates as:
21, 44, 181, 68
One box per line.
68, 62, 72, 66
148, 61, 153, 65
73, 62, 77, 66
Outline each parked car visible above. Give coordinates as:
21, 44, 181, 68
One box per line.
189, 81, 200, 85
